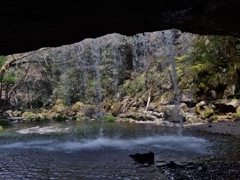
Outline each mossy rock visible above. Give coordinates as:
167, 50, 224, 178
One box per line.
22, 112, 38, 119
111, 102, 122, 117
55, 99, 64, 105
12, 111, 22, 117
0, 118, 11, 126
72, 101, 85, 112
52, 104, 67, 114
200, 106, 214, 119
72, 114, 90, 121
209, 115, 218, 122
54, 114, 68, 121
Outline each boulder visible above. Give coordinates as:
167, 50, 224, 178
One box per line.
185, 113, 200, 124
118, 112, 147, 121
12, 111, 22, 117
71, 101, 85, 112
195, 101, 207, 115
200, 106, 214, 119
84, 105, 99, 119
52, 104, 68, 114
163, 105, 184, 123
214, 99, 239, 113
22, 112, 38, 120
111, 102, 122, 117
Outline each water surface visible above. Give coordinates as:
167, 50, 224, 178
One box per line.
0, 121, 239, 179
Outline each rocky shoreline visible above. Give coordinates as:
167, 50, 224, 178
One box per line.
186, 121, 240, 136
157, 161, 240, 180
155, 121, 240, 179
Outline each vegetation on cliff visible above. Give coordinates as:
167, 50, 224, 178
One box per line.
0, 31, 240, 124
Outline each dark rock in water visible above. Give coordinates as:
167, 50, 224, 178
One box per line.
129, 151, 154, 165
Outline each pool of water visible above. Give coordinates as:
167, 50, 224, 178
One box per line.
0, 121, 240, 179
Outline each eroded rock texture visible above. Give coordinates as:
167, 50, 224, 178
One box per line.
0, 0, 240, 55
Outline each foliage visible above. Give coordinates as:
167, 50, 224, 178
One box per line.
2, 75, 15, 83
120, 73, 146, 96
0, 118, 11, 126
187, 36, 240, 98
103, 114, 116, 122
0, 56, 7, 67
123, 118, 129, 123
0, 125, 3, 131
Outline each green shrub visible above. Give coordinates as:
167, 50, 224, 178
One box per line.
123, 118, 130, 123
103, 114, 116, 122
0, 118, 11, 126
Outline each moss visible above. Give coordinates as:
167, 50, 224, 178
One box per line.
72, 114, 90, 121
0, 126, 3, 131
209, 115, 218, 122
199, 82, 209, 93
103, 114, 116, 122
54, 114, 68, 121
123, 118, 130, 123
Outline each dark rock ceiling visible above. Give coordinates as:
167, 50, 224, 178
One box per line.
0, 0, 240, 55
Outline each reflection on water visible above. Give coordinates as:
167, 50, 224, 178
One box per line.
0, 121, 240, 179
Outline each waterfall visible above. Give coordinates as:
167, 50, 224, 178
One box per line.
111, 34, 119, 97
91, 38, 103, 120
163, 29, 184, 132
76, 41, 89, 103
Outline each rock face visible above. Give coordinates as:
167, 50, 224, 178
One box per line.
1, 0, 240, 55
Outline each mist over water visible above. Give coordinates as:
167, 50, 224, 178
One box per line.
1, 123, 212, 157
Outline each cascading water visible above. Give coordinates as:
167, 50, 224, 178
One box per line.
111, 33, 119, 97
91, 38, 103, 120
76, 40, 90, 103
163, 29, 184, 133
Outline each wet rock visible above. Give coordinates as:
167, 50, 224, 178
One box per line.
163, 105, 184, 123
129, 151, 154, 165
185, 113, 200, 124
156, 161, 168, 167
